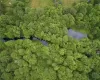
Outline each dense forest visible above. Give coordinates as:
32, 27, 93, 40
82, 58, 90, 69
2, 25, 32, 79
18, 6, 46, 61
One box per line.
0, 0, 100, 80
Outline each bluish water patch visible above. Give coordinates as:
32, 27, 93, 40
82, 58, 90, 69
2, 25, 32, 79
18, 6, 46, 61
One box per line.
40, 40, 48, 46
32, 37, 48, 46
32, 37, 39, 40
0, 38, 5, 42
68, 29, 87, 39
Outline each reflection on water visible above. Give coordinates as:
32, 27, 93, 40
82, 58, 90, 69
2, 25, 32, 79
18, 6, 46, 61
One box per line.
0, 38, 5, 42
0, 29, 87, 46
0, 37, 48, 46
32, 37, 48, 46
68, 29, 87, 39
40, 40, 48, 46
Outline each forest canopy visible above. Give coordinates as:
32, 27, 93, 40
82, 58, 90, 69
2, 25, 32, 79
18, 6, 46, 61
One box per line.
0, 0, 100, 80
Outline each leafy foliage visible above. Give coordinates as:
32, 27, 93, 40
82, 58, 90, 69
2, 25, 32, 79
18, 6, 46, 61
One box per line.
0, 0, 100, 80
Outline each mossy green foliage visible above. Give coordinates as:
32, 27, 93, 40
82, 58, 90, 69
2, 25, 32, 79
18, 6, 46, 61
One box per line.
0, 0, 100, 80
0, 0, 6, 15
0, 38, 100, 80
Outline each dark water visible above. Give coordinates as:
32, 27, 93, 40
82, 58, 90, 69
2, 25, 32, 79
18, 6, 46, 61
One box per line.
32, 37, 48, 46
0, 29, 87, 46
0, 37, 48, 46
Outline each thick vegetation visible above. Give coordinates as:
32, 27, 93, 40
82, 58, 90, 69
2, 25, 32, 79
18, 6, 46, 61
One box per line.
0, 0, 100, 80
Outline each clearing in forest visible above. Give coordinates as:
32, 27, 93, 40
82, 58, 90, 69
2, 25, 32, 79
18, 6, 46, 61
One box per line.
31, 0, 54, 8
31, 0, 80, 8
63, 0, 80, 7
